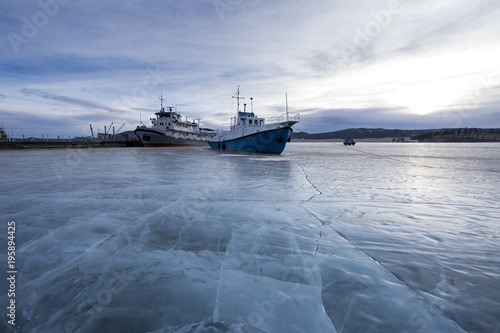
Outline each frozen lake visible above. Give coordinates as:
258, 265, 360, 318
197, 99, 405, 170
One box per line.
1, 142, 499, 332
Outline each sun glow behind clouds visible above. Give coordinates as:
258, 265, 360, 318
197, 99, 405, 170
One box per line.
391, 78, 469, 115
373, 45, 500, 116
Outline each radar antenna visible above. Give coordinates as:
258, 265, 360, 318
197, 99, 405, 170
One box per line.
159, 92, 165, 112
232, 86, 245, 113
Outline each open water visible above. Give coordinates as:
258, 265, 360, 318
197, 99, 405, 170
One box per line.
1, 142, 499, 332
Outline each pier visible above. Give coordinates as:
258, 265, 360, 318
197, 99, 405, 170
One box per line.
0, 140, 142, 150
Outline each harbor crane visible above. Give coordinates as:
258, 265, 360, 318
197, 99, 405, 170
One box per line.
105, 122, 113, 135
115, 123, 125, 133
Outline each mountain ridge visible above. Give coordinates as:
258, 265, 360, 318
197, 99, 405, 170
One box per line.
291, 128, 500, 141
291, 128, 430, 140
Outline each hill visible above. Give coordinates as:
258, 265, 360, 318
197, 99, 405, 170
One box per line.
291, 128, 430, 140
292, 128, 500, 142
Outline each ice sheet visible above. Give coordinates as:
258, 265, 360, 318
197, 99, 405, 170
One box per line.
1, 143, 499, 332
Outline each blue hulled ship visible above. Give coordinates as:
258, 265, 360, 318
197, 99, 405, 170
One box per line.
208, 87, 300, 154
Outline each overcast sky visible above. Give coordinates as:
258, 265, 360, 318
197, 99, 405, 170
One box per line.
1, 0, 500, 137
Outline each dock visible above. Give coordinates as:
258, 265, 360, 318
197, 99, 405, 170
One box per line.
0, 140, 142, 150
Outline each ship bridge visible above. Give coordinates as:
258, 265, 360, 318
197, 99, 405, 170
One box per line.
235, 111, 265, 127
154, 107, 181, 120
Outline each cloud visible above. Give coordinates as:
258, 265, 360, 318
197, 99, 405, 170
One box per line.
1, 0, 500, 136
19, 88, 125, 113
0, 107, 97, 137
297, 100, 500, 133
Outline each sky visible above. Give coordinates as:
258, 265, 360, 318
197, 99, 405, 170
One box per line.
1, 0, 500, 137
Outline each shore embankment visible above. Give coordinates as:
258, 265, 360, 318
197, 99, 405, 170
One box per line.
0, 141, 142, 150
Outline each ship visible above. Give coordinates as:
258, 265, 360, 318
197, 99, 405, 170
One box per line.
0, 126, 8, 141
134, 94, 214, 147
208, 87, 299, 154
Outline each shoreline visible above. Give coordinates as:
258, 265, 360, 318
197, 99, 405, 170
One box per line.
0, 141, 142, 150
2, 138, 499, 150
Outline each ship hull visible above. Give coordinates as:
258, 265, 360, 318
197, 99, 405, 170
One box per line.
134, 129, 209, 147
208, 127, 292, 154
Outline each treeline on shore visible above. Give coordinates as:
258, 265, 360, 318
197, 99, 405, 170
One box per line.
411, 128, 500, 142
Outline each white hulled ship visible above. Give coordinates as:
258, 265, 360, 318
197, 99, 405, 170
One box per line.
0, 127, 8, 141
134, 94, 214, 147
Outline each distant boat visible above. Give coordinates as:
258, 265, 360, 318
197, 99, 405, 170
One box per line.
208, 86, 299, 154
134, 94, 214, 147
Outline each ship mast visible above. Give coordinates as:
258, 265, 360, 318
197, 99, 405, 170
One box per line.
286, 93, 289, 121
159, 92, 165, 112
232, 86, 245, 113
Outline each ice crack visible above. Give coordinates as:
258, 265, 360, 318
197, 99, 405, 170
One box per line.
293, 160, 322, 201
315, 229, 322, 256
293, 160, 325, 257
341, 144, 436, 169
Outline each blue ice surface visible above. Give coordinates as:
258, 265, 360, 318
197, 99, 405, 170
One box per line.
0, 142, 499, 332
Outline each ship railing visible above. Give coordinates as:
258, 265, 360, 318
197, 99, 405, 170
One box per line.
267, 113, 300, 124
